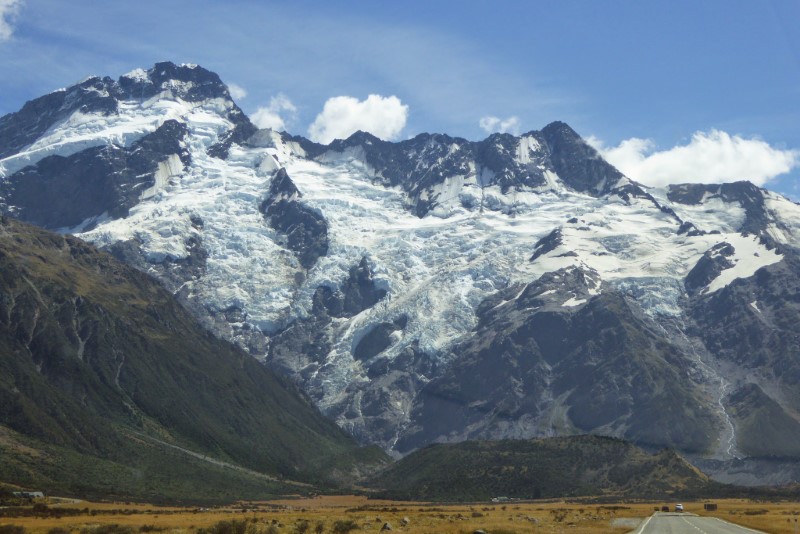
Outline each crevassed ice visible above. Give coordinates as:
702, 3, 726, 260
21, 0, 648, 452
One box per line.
56, 104, 792, 409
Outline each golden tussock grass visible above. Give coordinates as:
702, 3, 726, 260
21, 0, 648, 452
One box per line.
2, 497, 799, 533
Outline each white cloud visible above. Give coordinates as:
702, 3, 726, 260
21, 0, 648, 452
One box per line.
588, 130, 799, 187
0, 0, 22, 41
479, 115, 521, 135
251, 94, 297, 131
308, 94, 408, 144
227, 83, 247, 101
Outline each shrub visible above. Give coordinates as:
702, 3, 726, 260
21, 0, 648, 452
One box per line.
197, 520, 249, 534
331, 520, 359, 534
80, 526, 134, 534
0, 526, 25, 534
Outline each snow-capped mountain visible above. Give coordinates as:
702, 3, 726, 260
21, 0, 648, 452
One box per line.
3, 62, 800, 470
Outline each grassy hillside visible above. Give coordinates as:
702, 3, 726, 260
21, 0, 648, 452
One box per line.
369, 435, 716, 501
0, 216, 386, 501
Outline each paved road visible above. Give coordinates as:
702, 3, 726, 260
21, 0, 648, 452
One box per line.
631, 513, 765, 534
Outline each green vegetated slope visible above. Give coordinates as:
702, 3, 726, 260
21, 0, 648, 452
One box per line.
370, 435, 716, 502
0, 216, 386, 502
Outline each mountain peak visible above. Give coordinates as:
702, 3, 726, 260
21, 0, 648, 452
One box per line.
116, 61, 230, 103
540, 120, 628, 195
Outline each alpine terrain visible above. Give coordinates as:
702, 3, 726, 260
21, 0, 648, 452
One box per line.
2, 63, 800, 482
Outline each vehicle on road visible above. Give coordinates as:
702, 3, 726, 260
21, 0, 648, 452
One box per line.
675, 503, 684, 512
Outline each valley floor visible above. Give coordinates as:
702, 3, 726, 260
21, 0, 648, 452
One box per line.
0, 497, 796, 534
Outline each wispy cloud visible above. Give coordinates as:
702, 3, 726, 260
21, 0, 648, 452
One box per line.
251, 94, 297, 131
588, 130, 799, 187
226, 83, 247, 101
0, 0, 22, 42
479, 115, 521, 135
308, 94, 408, 144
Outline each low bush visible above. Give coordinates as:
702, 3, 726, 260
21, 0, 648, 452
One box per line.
331, 520, 359, 534
79, 526, 134, 534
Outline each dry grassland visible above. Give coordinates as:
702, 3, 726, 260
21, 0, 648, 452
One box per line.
2, 496, 799, 533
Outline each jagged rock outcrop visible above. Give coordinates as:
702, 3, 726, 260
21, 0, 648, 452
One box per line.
540, 121, 627, 195
259, 168, 329, 270
685, 242, 737, 295
0, 120, 190, 229
668, 181, 781, 237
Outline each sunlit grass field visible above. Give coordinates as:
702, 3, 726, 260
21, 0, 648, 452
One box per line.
2, 497, 799, 534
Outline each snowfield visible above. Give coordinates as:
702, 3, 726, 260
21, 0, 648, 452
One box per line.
63, 102, 787, 413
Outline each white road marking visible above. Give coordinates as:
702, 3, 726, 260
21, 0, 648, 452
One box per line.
633, 513, 654, 534
711, 517, 766, 534
683, 515, 709, 534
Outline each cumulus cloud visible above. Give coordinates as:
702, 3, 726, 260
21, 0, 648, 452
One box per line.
479, 115, 521, 135
227, 83, 247, 101
588, 130, 799, 187
308, 94, 408, 144
0, 0, 23, 41
251, 94, 297, 131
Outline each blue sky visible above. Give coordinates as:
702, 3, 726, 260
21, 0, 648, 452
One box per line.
1, 0, 798, 197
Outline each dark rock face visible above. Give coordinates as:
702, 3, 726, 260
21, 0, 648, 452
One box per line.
118, 61, 232, 102
689, 250, 800, 411
530, 228, 563, 261
0, 120, 190, 229
0, 76, 119, 159
678, 221, 705, 236
685, 242, 736, 294
396, 268, 718, 454
259, 168, 329, 270
353, 316, 408, 361
307, 122, 641, 217
267, 315, 334, 380
726, 383, 800, 458
539, 121, 626, 196
668, 181, 775, 236
268, 257, 388, 379
207, 120, 258, 159
313, 257, 388, 318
